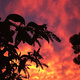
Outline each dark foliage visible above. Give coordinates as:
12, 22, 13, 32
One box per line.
69, 32, 80, 65
0, 14, 61, 80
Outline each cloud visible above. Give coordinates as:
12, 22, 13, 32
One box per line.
0, 0, 80, 80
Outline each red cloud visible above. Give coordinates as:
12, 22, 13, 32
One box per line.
0, 0, 80, 79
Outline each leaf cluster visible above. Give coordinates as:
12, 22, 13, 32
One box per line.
0, 14, 61, 79
69, 33, 80, 65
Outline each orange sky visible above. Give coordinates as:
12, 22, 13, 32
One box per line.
0, 0, 80, 80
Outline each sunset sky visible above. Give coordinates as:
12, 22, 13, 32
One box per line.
0, 0, 80, 80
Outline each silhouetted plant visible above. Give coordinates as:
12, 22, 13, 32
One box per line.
0, 14, 61, 80
69, 33, 80, 65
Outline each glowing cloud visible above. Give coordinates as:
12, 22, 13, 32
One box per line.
0, 0, 80, 80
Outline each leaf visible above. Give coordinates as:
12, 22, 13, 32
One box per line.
77, 55, 80, 61
38, 35, 43, 39
47, 33, 54, 42
74, 50, 79, 54
39, 32, 49, 43
15, 28, 31, 45
52, 34, 61, 42
34, 58, 43, 69
37, 48, 43, 59
39, 24, 47, 30
38, 61, 43, 69
43, 63, 48, 68
37, 48, 40, 53
5, 14, 25, 25
22, 31, 32, 44
73, 57, 80, 65
26, 22, 38, 29
69, 34, 78, 46
33, 48, 43, 59
15, 32, 22, 46
21, 55, 28, 58
36, 40, 41, 47
18, 59, 26, 73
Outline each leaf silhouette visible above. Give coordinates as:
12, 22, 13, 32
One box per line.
5, 14, 25, 25
52, 34, 61, 42
70, 33, 80, 66
35, 40, 41, 47
70, 33, 80, 54
73, 58, 80, 65
21, 68, 30, 79
0, 14, 61, 80
15, 32, 22, 46
39, 32, 49, 43
43, 63, 48, 68
26, 22, 47, 31
26, 22, 38, 29
69, 34, 79, 46
20, 55, 28, 59
33, 48, 43, 59
18, 59, 26, 73
37, 48, 40, 53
